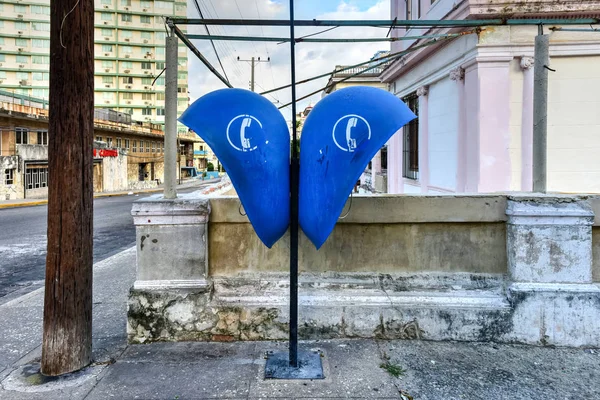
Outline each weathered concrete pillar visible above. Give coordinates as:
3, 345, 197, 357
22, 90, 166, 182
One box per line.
127, 194, 212, 343
130, 195, 210, 290
506, 197, 593, 283
506, 196, 600, 346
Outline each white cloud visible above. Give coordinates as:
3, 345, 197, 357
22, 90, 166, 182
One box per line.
186, 0, 390, 121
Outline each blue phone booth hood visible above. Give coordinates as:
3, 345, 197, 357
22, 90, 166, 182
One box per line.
179, 88, 290, 248
299, 86, 416, 249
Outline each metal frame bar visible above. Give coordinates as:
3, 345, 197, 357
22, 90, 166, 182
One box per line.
170, 17, 600, 27
170, 24, 233, 88
185, 32, 469, 43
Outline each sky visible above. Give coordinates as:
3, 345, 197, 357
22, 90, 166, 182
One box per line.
186, 0, 391, 121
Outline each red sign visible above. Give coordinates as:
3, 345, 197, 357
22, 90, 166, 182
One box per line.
93, 149, 119, 158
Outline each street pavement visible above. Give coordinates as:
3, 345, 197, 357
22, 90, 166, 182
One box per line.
0, 247, 599, 399
0, 179, 215, 304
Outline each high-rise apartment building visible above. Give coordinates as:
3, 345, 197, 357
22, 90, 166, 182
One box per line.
0, 0, 189, 127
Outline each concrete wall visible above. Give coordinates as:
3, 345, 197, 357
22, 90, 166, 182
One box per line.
547, 56, 600, 193
16, 144, 48, 161
102, 153, 128, 192
208, 195, 508, 276
128, 193, 600, 346
0, 156, 22, 200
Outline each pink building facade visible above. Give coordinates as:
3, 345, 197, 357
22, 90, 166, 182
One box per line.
382, 0, 600, 194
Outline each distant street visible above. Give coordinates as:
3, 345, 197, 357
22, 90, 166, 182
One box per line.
0, 185, 209, 303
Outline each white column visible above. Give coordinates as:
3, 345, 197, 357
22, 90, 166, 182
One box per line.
520, 56, 534, 192
417, 85, 429, 193
450, 67, 466, 192
371, 149, 381, 192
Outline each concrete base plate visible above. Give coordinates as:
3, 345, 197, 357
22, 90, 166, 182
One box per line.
264, 351, 324, 380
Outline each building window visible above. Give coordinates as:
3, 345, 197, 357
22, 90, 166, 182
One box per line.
102, 76, 113, 84
96, 136, 103, 142
405, 0, 412, 20
37, 130, 48, 145
140, 15, 151, 24
141, 0, 152, 8
132, 140, 137, 152
102, 60, 113, 69
141, 77, 152, 85
155, 77, 165, 86
141, 32, 152, 40
142, 93, 152, 100
402, 93, 419, 180
15, 21, 29, 30
121, 0, 131, 6
101, 0, 112, 4
0, 71, 6, 80
16, 38, 28, 47
146, 141, 150, 152
125, 139, 130, 150
142, 108, 152, 116
102, 28, 113, 37
140, 141, 144, 152
102, 44, 113, 52
107, 137, 113, 147
25, 166, 48, 189
16, 128, 28, 145
33, 55, 50, 64
34, 72, 50, 81
121, 30, 133, 40
157, 93, 165, 100
141, 62, 152, 70
161, 142, 164, 153
156, 108, 165, 116
16, 72, 29, 81
31, 5, 50, 14
177, 72, 186, 80
177, 86, 186, 93
16, 55, 29, 64
156, 62, 165, 70
152, 142, 156, 152
5, 169, 14, 185
32, 22, 50, 31
32, 89, 49, 99
122, 92, 133, 100
122, 76, 133, 84
101, 13, 112, 21
121, 14, 132, 22
103, 92, 113, 101
121, 45, 133, 54
121, 61, 133, 69
116, 137, 122, 148
14, 5, 27, 13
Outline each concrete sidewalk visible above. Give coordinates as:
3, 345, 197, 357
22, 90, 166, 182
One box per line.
0, 247, 599, 400
0, 178, 221, 209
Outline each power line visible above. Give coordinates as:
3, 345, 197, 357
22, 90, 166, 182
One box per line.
234, 0, 259, 53
192, 0, 229, 83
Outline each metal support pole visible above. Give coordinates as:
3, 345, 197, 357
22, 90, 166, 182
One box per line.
164, 28, 178, 199
288, 0, 299, 368
250, 57, 255, 92
533, 31, 549, 193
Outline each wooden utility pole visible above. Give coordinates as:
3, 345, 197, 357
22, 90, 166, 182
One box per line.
42, 0, 94, 376
236, 56, 270, 92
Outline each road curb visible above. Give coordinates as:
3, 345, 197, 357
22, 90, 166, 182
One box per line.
0, 179, 222, 209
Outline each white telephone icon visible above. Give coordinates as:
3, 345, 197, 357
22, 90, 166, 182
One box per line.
240, 116, 252, 151
345, 117, 358, 152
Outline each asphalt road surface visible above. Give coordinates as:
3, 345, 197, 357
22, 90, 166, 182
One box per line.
0, 185, 208, 303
